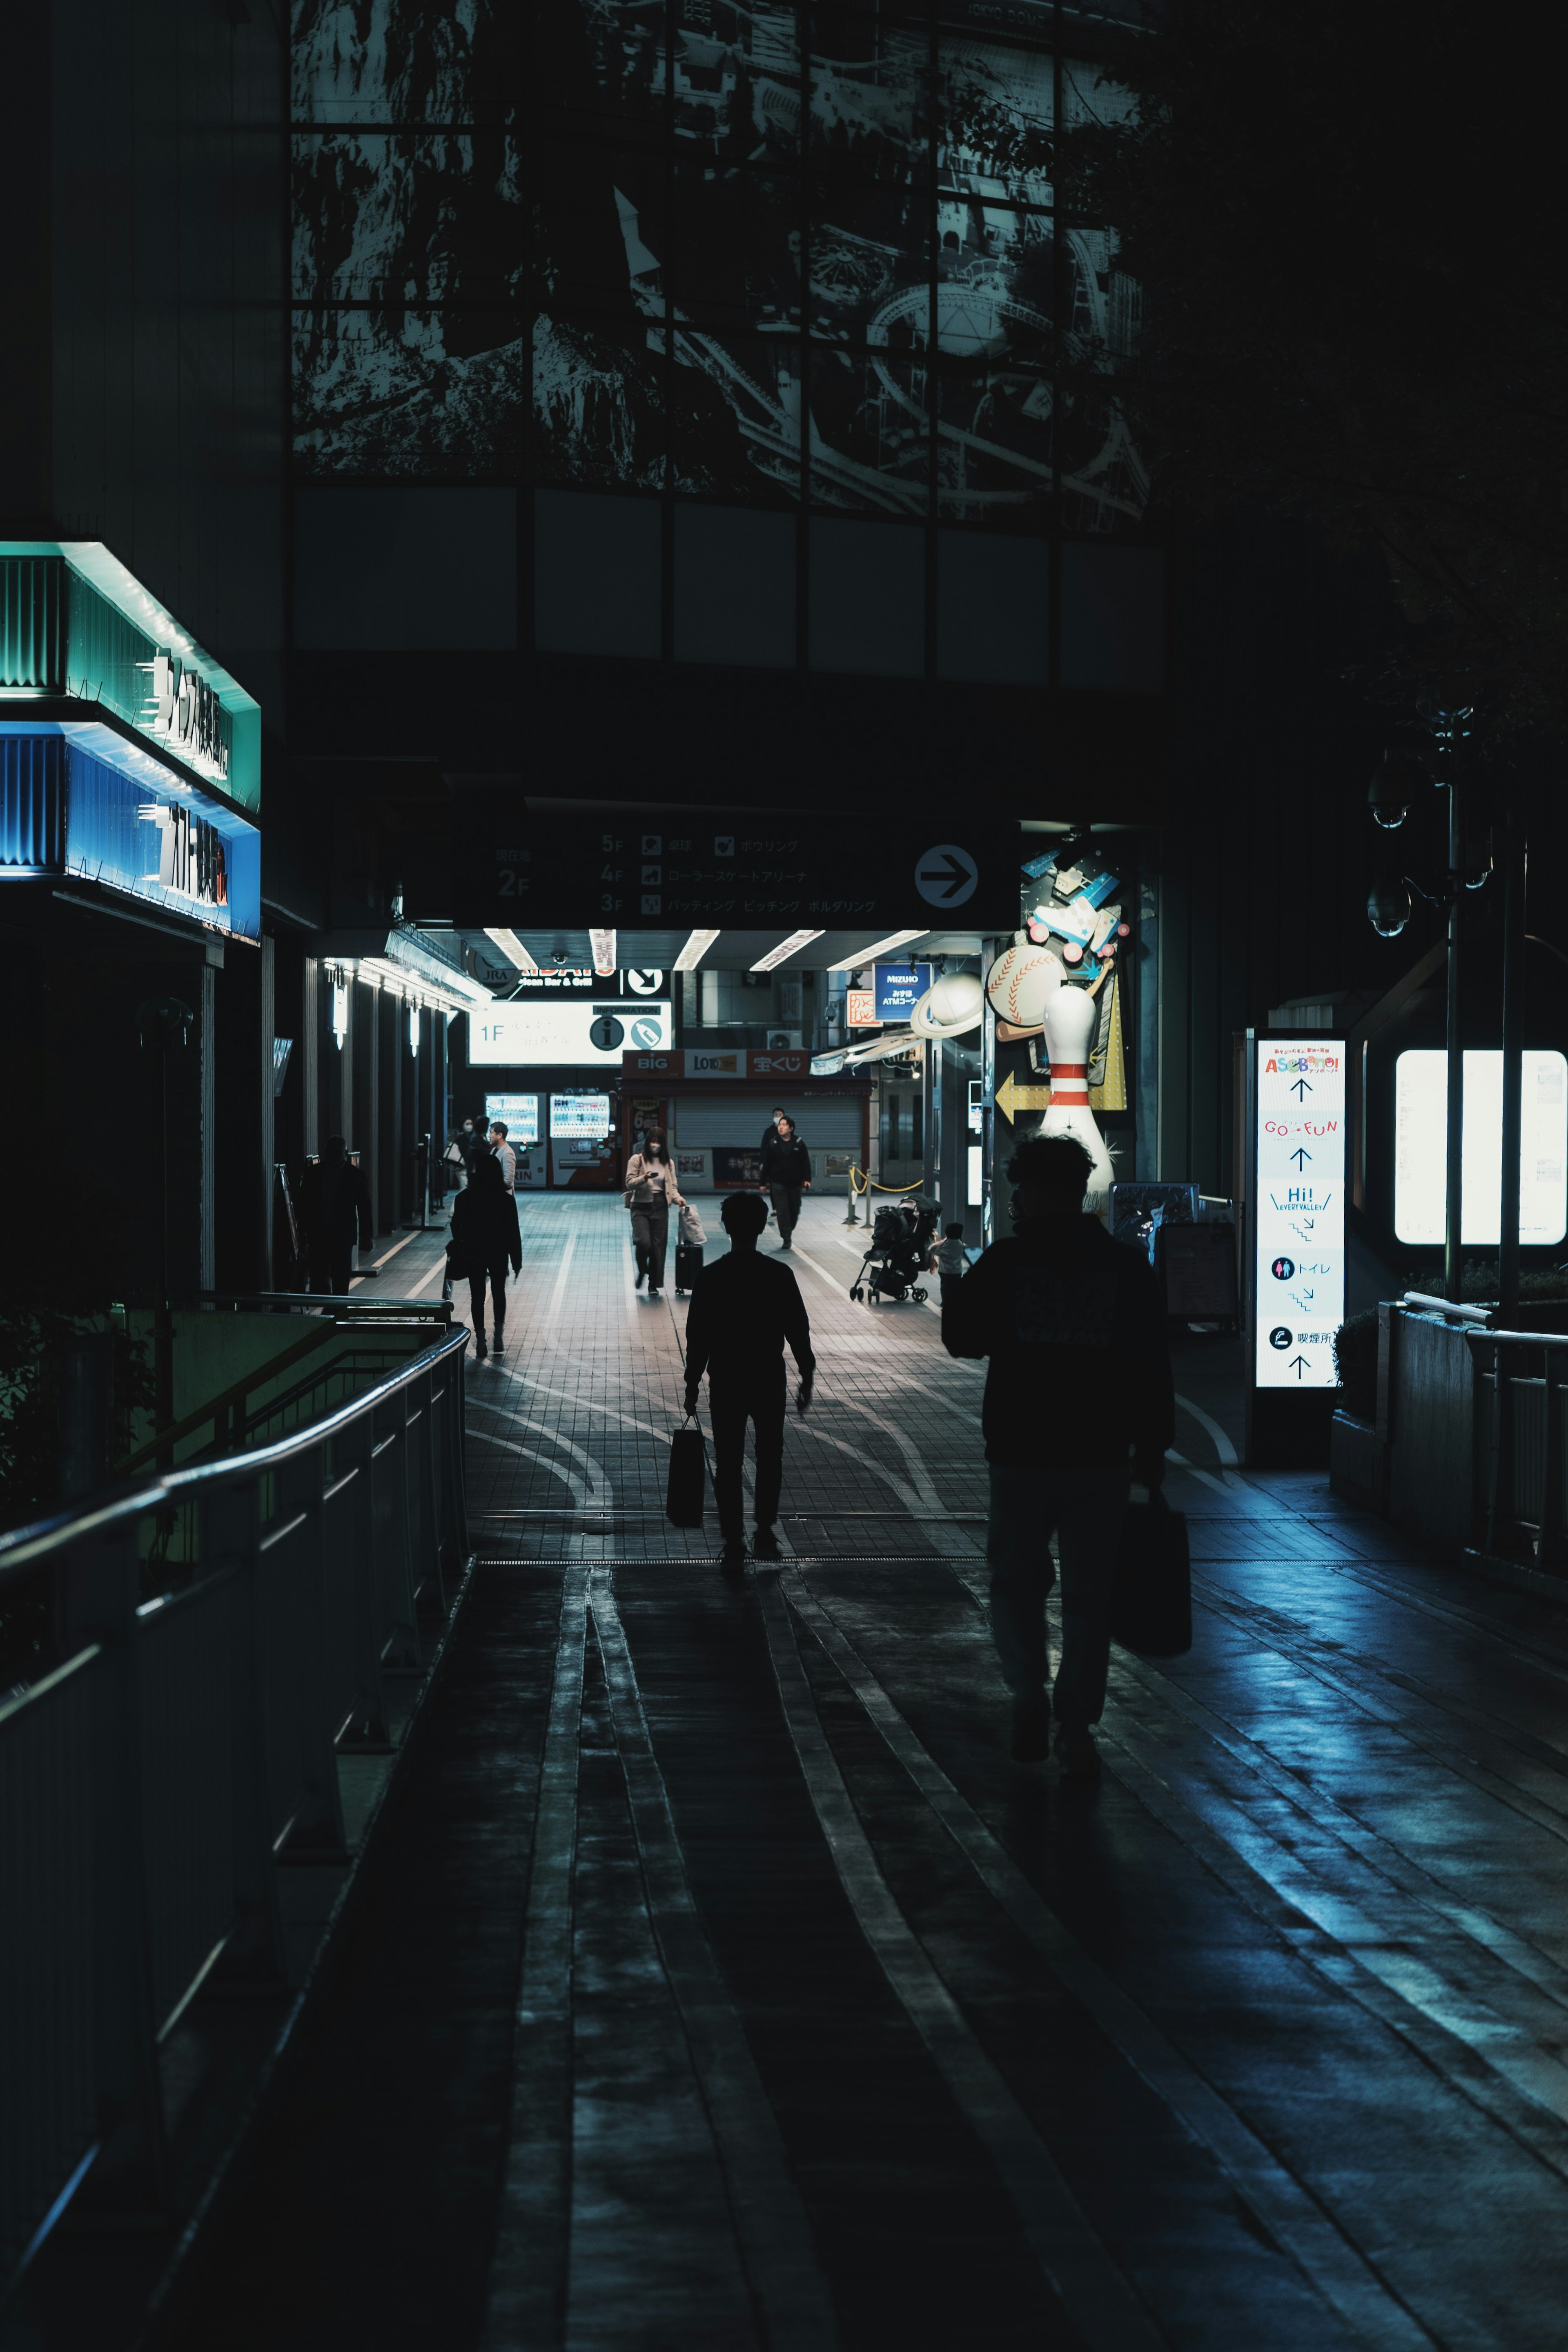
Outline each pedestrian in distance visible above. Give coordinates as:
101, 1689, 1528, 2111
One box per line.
931, 1222, 969, 1305
623, 1127, 686, 1299
299, 1135, 374, 1300
759, 1106, 786, 1221
684, 1192, 814, 1572
489, 1120, 517, 1193
759, 1113, 811, 1250
942, 1132, 1173, 1779
448, 1150, 521, 1358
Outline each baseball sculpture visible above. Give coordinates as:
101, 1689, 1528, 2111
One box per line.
985, 936, 1061, 1033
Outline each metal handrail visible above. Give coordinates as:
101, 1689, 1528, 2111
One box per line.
1403, 1290, 1494, 1325
1468, 1326, 1568, 1349
0, 1331, 466, 1585
0, 1326, 470, 2288
114, 1319, 344, 1476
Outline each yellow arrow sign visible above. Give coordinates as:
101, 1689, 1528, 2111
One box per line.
995, 1070, 1052, 1124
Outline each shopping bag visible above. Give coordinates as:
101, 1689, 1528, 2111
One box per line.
666, 1420, 708, 1528
678, 1202, 708, 1246
1110, 1489, 1192, 1656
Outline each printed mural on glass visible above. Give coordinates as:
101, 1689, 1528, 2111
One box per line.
290, 0, 1147, 528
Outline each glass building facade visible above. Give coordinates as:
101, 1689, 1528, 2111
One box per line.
289, 0, 1160, 691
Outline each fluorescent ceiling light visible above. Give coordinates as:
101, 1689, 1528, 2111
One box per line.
674, 927, 721, 971
751, 928, 824, 973
825, 928, 927, 973
590, 926, 617, 978
355, 955, 488, 1017
483, 926, 539, 972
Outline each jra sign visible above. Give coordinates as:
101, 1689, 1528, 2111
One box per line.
1253, 1040, 1345, 1389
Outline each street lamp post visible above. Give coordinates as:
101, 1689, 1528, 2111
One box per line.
1441, 726, 1466, 1304
1367, 715, 1481, 1303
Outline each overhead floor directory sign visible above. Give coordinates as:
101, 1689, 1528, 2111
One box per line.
453, 803, 1018, 931
1254, 1039, 1345, 1389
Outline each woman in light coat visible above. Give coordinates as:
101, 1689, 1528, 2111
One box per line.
623, 1128, 685, 1300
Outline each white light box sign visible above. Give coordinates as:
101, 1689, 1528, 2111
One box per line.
1255, 1040, 1346, 1390
1394, 1050, 1568, 1246
470, 1001, 671, 1066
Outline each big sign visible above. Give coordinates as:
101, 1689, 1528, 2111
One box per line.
1254, 1040, 1346, 1390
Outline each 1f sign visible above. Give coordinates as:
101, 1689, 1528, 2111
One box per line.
1254, 1041, 1346, 1389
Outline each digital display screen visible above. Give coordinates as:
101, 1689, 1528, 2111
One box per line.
1254, 1039, 1345, 1390
1395, 1050, 1568, 1245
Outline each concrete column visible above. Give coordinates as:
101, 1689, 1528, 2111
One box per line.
302, 957, 319, 1159
200, 961, 216, 1296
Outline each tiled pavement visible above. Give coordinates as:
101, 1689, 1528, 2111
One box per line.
155, 1195, 1568, 2351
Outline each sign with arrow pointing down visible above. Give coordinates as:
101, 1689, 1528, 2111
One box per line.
1253, 1038, 1345, 1391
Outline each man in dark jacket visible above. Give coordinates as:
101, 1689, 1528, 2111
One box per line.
684, 1192, 815, 1571
943, 1132, 1174, 1777
300, 1135, 374, 1297
758, 1115, 812, 1249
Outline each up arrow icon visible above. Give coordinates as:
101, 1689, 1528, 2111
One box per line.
1290, 1147, 1311, 1168
1291, 1078, 1312, 1099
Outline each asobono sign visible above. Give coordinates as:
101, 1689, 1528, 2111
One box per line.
1254, 1040, 1346, 1389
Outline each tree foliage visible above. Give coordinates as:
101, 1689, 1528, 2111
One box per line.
1066, 0, 1568, 731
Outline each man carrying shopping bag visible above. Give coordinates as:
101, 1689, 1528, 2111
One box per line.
943, 1133, 1174, 1779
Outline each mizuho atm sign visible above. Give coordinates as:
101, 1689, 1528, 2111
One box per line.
1254, 1041, 1346, 1389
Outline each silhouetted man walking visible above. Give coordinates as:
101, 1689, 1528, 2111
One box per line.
759, 1114, 811, 1249
943, 1132, 1173, 1778
684, 1191, 814, 1571
300, 1135, 373, 1297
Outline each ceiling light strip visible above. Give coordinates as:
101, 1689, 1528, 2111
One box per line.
750, 928, 824, 974
674, 927, 721, 971
825, 929, 928, 973
484, 926, 539, 972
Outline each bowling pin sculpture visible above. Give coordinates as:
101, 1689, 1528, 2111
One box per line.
1038, 985, 1115, 1218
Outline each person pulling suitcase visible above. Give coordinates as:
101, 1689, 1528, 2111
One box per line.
675, 1199, 708, 1295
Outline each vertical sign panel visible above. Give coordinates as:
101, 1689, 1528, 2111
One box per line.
1254, 1039, 1346, 1389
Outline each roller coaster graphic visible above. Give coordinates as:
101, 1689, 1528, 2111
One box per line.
616, 192, 1147, 527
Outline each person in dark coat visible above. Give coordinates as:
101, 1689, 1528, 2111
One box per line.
449, 1150, 522, 1357
943, 1131, 1173, 1778
759, 1106, 786, 1154
684, 1191, 814, 1571
758, 1115, 812, 1249
300, 1135, 373, 1297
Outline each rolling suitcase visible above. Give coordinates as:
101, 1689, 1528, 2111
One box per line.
1110, 1489, 1192, 1656
675, 1240, 704, 1295
666, 1418, 708, 1528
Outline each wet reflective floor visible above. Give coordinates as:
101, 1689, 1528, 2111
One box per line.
150, 1198, 1568, 2350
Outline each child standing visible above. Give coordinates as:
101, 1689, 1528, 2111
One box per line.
931, 1222, 969, 1305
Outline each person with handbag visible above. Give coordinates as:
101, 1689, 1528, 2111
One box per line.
622, 1128, 684, 1299
942, 1131, 1173, 1778
448, 1151, 521, 1358
683, 1191, 814, 1571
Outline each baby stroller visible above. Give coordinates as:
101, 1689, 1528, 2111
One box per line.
850, 1200, 939, 1305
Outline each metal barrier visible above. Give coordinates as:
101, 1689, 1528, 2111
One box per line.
0, 1327, 468, 2288
1468, 1327, 1568, 1567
